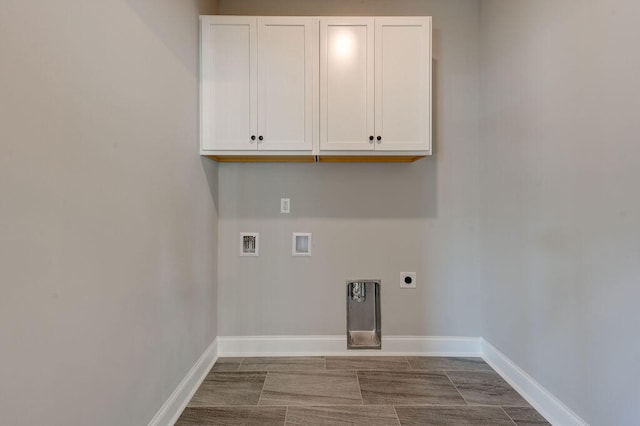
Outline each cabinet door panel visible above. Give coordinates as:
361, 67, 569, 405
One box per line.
375, 18, 431, 151
201, 17, 257, 151
258, 18, 314, 151
320, 19, 374, 151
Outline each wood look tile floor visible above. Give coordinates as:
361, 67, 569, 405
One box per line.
176, 356, 550, 425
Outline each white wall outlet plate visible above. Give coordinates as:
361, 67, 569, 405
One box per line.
280, 198, 290, 214
400, 272, 416, 288
292, 232, 311, 256
240, 232, 259, 256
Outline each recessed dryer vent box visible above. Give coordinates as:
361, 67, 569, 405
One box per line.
346, 280, 381, 350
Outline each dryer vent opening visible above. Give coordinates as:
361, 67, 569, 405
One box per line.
346, 280, 381, 350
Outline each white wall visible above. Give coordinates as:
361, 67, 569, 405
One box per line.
0, 1, 218, 425
216, 0, 482, 337
479, 1, 640, 424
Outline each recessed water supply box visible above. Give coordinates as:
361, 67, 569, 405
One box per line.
346, 280, 381, 350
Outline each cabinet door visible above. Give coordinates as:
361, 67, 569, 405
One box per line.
374, 17, 431, 151
201, 17, 257, 151
320, 18, 374, 151
258, 18, 314, 151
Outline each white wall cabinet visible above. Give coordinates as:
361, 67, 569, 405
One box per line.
200, 16, 316, 159
320, 17, 432, 156
200, 15, 431, 162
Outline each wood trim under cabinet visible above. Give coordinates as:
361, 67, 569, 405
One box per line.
203, 155, 426, 163
205, 155, 315, 163
319, 155, 425, 163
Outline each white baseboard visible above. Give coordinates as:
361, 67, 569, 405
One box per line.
481, 339, 587, 426
216, 335, 482, 357
149, 336, 586, 426
148, 339, 218, 426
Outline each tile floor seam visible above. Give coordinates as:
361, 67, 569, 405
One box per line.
355, 370, 365, 406
256, 371, 268, 407
500, 406, 519, 426
392, 405, 402, 426
189, 404, 280, 408
443, 370, 471, 406
388, 403, 485, 407
403, 356, 411, 370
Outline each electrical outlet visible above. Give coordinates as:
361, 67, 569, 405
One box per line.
280, 198, 290, 214
400, 272, 416, 289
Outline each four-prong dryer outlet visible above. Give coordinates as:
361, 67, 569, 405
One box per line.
400, 272, 416, 289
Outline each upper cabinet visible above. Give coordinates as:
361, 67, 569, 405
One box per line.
320, 17, 432, 156
200, 16, 316, 160
320, 18, 374, 152
200, 16, 431, 162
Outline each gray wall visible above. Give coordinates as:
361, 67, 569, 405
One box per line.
6, 0, 635, 423
216, 0, 482, 336
0, 1, 218, 425
479, 1, 640, 424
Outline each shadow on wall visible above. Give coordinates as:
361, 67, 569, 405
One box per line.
202, 157, 219, 215
218, 154, 437, 220
310, 156, 437, 220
